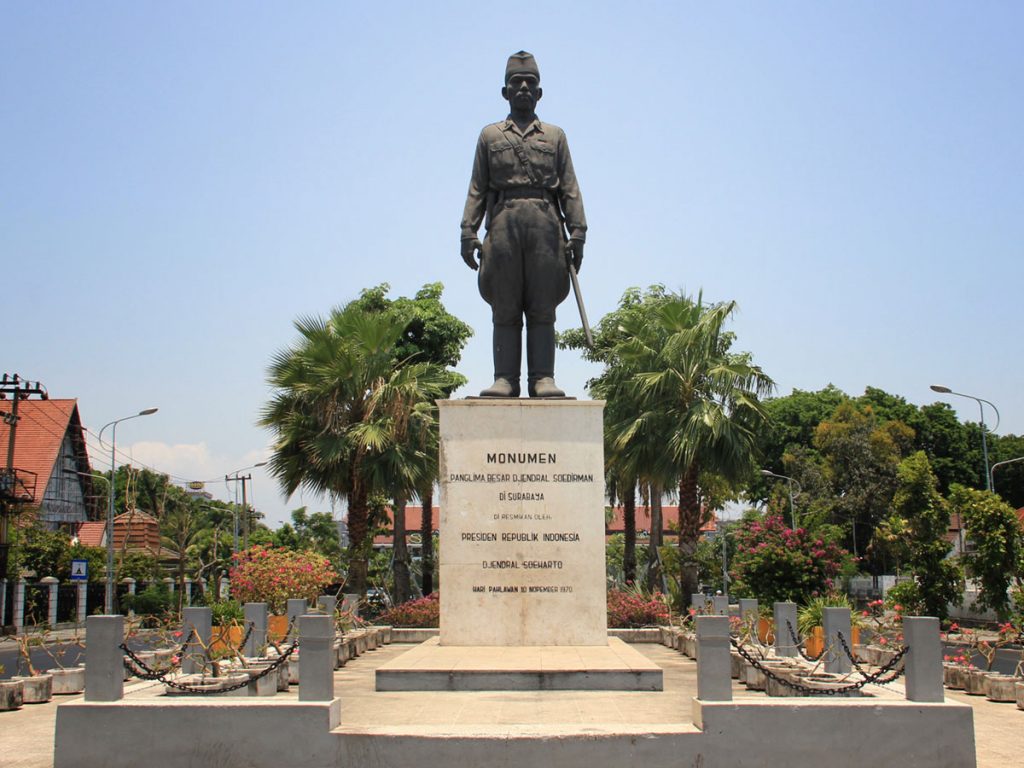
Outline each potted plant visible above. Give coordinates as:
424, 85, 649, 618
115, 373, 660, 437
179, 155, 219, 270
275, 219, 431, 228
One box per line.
208, 599, 246, 653
958, 623, 1015, 696
38, 631, 87, 695
11, 633, 53, 704
798, 594, 861, 658
756, 605, 775, 645
0, 665, 24, 710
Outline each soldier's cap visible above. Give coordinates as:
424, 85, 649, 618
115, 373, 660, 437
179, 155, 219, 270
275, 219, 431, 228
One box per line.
505, 51, 540, 83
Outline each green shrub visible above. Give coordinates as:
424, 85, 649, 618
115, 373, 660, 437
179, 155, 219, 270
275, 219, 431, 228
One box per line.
884, 580, 924, 614
797, 593, 853, 636
123, 584, 172, 616
208, 599, 244, 624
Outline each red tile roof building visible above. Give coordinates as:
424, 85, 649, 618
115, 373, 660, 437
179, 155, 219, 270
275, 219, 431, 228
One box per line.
74, 510, 164, 556
0, 398, 97, 529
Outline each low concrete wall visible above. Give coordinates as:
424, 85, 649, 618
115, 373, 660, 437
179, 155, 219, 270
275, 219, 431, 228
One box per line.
694, 698, 976, 768
390, 628, 440, 643
336, 726, 704, 768
608, 628, 661, 643
54, 699, 341, 768
55, 694, 976, 768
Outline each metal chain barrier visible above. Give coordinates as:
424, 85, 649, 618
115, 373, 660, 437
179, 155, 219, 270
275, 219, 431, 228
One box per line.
236, 621, 255, 651
785, 620, 825, 663
177, 627, 195, 657
119, 640, 298, 695
835, 630, 909, 686
837, 630, 871, 676
730, 637, 910, 696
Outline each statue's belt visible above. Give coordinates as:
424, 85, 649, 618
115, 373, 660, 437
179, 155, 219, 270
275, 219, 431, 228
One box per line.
496, 187, 553, 201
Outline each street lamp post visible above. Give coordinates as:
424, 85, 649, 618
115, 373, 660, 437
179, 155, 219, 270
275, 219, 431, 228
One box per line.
721, 525, 729, 597
98, 408, 158, 614
930, 385, 1000, 492
225, 462, 267, 552
760, 469, 802, 529
990, 456, 1024, 495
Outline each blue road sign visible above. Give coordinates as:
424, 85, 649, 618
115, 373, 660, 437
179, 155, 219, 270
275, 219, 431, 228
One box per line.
70, 559, 89, 581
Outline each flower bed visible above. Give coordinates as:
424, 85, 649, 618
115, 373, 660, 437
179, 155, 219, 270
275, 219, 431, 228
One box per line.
607, 589, 670, 628
377, 594, 439, 628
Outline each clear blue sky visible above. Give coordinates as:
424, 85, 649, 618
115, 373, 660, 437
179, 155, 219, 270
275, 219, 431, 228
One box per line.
4, 3, 1022, 526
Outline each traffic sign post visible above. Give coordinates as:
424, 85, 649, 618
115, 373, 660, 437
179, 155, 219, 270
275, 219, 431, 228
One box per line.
71, 559, 89, 581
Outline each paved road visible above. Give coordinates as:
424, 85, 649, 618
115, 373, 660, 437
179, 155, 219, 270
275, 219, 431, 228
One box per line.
943, 643, 1022, 676
0, 636, 163, 679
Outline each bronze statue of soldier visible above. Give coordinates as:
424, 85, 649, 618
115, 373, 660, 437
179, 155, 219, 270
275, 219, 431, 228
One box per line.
461, 51, 587, 398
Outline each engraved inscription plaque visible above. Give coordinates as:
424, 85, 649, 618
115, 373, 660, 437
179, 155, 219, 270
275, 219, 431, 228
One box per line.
438, 399, 607, 645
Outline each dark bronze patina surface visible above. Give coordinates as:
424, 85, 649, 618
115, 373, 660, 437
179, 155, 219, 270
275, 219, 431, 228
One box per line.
461, 51, 587, 399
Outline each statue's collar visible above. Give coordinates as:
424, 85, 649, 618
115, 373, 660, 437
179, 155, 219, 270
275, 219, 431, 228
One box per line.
502, 116, 543, 137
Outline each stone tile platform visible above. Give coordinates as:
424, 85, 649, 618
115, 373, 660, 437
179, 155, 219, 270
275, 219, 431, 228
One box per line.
375, 637, 663, 691
49, 642, 978, 768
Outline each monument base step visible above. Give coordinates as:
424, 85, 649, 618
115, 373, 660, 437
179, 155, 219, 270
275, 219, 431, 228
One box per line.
374, 637, 663, 691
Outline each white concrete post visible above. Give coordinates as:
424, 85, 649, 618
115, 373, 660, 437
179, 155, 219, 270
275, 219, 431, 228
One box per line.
219, 576, 229, 600
822, 606, 852, 674
76, 582, 87, 624
298, 613, 334, 701
13, 578, 25, 631
181, 606, 213, 675
712, 595, 729, 616
183, 578, 193, 606
738, 598, 758, 624
85, 615, 124, 701
287, 598, 308, 638
243, 602, 268, 657
163, 576, 175, 596
317, 594, 337, 616
41, 576, 60, 627
773, 602, 798, 657
121, 578, 136, 617
342, 593, 360, 619
0, 578, 6, 627
903, 616, 943, 702
696, 615, 732, 701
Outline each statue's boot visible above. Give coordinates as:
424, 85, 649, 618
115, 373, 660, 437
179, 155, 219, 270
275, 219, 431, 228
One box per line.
480, 324, 521, 397
527, 323, 565, 398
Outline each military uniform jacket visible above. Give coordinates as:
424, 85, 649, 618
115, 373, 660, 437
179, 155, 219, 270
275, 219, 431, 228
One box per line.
460, 117, 587, 243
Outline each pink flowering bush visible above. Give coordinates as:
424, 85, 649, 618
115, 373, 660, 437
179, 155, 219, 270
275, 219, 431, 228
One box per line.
607, 589, 670, 628
377, 594, 439, 628
729, 515, 850, 605
229, 545, 338, 614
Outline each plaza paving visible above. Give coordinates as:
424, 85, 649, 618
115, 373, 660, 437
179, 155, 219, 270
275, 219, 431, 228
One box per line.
1, 642, 1020, 766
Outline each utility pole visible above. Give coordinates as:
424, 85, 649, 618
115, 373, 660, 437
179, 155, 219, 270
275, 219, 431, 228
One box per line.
225, 462, 266, 552
225, 473, 252, 551
241, 474, 252, 549
0, 374, 48, 581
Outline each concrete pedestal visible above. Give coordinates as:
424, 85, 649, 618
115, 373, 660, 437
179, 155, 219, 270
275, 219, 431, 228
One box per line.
375, 637, 661, 691
438, 399, 607, 646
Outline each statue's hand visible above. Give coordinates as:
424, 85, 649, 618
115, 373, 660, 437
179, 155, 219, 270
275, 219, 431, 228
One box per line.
461, 238, 482, 270
566, 238, 584, 274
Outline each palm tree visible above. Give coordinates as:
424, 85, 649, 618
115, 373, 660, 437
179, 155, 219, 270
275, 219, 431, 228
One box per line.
566, 286, 677, 591
610, 292, 775, 606
349, 283, 471, 598
260, 305, 453, 595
